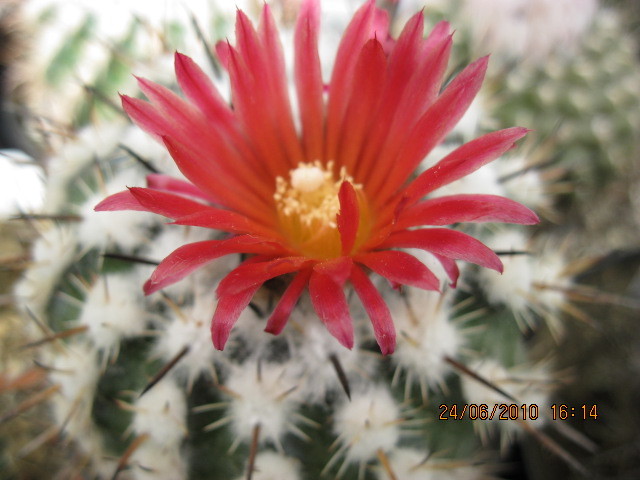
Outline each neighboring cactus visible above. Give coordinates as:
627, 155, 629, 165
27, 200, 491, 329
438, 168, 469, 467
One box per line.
5, 1, 638, 479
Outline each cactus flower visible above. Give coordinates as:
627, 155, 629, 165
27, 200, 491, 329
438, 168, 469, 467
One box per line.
96, 0, 538, 355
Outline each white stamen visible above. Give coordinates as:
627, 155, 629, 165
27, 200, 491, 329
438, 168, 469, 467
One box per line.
290, 165, 325, 193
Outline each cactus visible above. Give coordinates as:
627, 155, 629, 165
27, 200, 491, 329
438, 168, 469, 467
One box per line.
5, 1, 639, 479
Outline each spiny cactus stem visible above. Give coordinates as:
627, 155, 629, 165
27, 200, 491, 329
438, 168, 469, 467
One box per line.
444, 356, 519, 403
118, 144, 160, 174
376, 448, 398, 480
139, 345, 190, 397
82, 84, 127, 118
9, 214, 83, 222
111, 433, 150, 480
495, 250, 531, 256
246, 423, 261, 480
328, 353, 351, 400
19, 325, 88, 350
517, 419, 589, 476
535, 282, 640, 310
187, 11, 222, 78
0, 384, 61, 424
102, 252, 160, 266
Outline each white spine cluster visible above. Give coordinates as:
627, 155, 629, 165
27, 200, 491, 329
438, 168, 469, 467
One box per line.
390, 288, 460, 399
129, 378, 188, 479
233, 451, 302, 480
375, 448, 485, 480
14, 224, 77, 318
78, 273, 148, 361
223, 361, 303, 450
330, 385, 401, 476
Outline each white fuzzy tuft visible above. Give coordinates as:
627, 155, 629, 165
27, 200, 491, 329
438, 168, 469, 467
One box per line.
14, 225, 77, 317
234, 451, 301, 480
133, 377, 187, 447
76, 171, 158, 251
289, 313, 375, 402
47, 341, 104, 460
390, 288, 460, 397
332, 385, 401, 464
495, 155, 548, 211
44, 124, 127, 211
154, 290, 224, 386
225, 361, 301, 447
461, 359, 552, 441
479, 230, 533, 312
79, 273, 147, 357
129, 442, 187, 480
376, 448, 485, 480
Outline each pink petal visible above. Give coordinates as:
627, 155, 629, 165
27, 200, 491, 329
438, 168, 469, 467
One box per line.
325, 0, 378, 161
380, 228, 503, 273
145, 174, 214, 203
127, 187, 211, 218
123, 187, 208, 217
337, 181, 360, 255
294, 0, 324, 161
313, 256, 353, 285
211, 284, 262, 350
121, 94, 174, 141
162, 135, 272, 220
395, 194, 540, 228
264, 268, 312, 335
356, 250, 440, 291
144, 236, 278, 295
350, 265, 395, 355
216, 257, 311, 298
309, 270, 354, 349
174, 52, 234, 126
258, 4, 304, 164
94, 190, 146, 212
374, 56, 490, 203
433, 254, 460, 288
338, 38, 387, 175
171, 210, 280, 240
403, 127, 530, 203
358, 20, 452, 192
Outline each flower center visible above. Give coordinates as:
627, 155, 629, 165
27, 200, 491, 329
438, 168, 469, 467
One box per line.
274, 161, 362, 259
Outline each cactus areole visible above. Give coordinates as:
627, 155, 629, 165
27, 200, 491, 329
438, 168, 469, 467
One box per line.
95, 0, 538, 355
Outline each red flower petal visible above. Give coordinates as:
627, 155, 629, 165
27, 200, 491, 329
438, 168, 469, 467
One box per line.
171, 210, 280, 240
309, 270, 354, 349
264, 268, 313, 335
162, 135, 272, 219
314, 256, 353, 285
395, 194, 540, 228
356, 250, 440, 291
380, 228, 503, 273
373, 56, 489, 203
337, 181, 360, 255
174, 52, 235, 127
294, 0, 324, 160
143, 236, 279, 295
338, 38, 386, 175
433, 253, 460, 288
145, 174, 214, 203
350, 264, 396, 355
217, 257, 311, 298
326, 0, 380, 161
403, 127, 530, 203
211, 284, 262, 350
127, 187, 211, 218
94, 190, 146, 212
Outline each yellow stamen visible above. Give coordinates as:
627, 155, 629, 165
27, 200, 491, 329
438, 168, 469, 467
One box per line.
274, 161, 365, 259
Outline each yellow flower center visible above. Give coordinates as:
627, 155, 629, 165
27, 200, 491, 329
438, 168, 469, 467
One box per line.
274, 161, 365, 259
